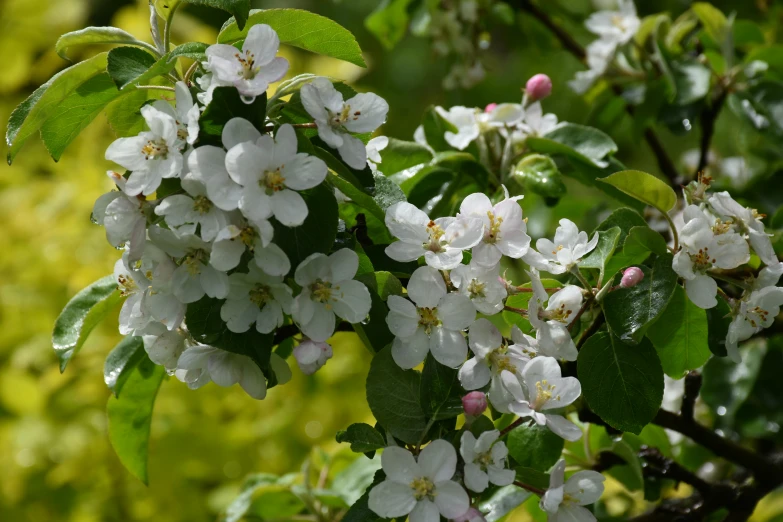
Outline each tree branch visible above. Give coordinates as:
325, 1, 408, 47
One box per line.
518, 0, 682, 187
696, 89, 728, 176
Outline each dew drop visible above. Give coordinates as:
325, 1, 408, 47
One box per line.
682, 119, 692, 131
716, 405, 727, 416
240, 94, 257, 105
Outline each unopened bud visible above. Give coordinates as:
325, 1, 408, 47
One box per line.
462, 391, 488, 417
484, 102, 498, 113
293, 340, 333, 375
525, 73, 552, 101
620, 267, 644, 288
453, 507, 487, 522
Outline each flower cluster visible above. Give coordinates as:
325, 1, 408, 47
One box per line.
676, 175, 783, 361
94, 24, 389, 398
569, 0, 641, 94
384, 189, 597, 440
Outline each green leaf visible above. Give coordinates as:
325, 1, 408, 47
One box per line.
186, 0, 251, 30
336, 423, 387, 453
357, 271, 402, 301
511, 154, 567, 201
199, 87, 267, 142
595, 208, 648, 245
579, 226, 621, 282
107, 357, 165, 484
603, 255, 678, 343
55, 27, 156, 60
420, 353, 463, 421
314, 145, 374, 192
341, 470, 386, 522
647, 286, 711, 378
507, 423, 564, 472
352, 276, 395, 354
105, 82, 159, 137
271, 183, 338, 269
422, 106, 459, 152
578, 331, 664, 434
106, 46, 167, 90
373, 172, 407, 212
480, 485, 532, 521
606, 439, 644, 491
503, 279, 562, 333
375, 138, 433, 176
599, 215, 656, 280
104, 336, 147, 397
623, 226, 669, 258
218, 9, 366, 67
52, 275, 122, 372
365, 0, 412, 50
673, 61, 711, 105
327, 173, 384, 222
40, 73, 126, 161
702, 340, 767, 423
598, 170, 677, 215
6, 52, 108, 164
691, 2, 728, 43
527, 123, 618, 168
167, 41, 209, 62
706, 297, 731, 357
366, 346, 428, 444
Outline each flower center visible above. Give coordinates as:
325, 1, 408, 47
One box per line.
328, 104, 362, 128
545, 302, 573, 323
249, 283, 272, 307
690, 247, 716, 272
486, 211, 503, 244
611, 14, 629, 30
711, 219, 733, 235
193, 195, 213, 215
488, 346, 517, 374
259, 167, 286, 194
467, 278, 486, 299
746, 306, 770, 328
183, 249, 208, 274
423, 220, 446, 253
235, 50, 259, 80
417, 307, 441, 334
117, 273, 136, 296
141, 139, 168, 160
532, 379, 560, 410
409, 477, 435, 501
239, 226, 257, 248
311, 280, 333, 304
551, 244, 564, 255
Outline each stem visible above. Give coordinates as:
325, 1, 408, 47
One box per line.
710, 272, 752, 292
575, 312, 605, 350
662, 211, 679, 252
135, 85, 176, 92
568, 297, 593, 333
184, 60, 200, 84
512, 480, 546, 496
570, 267, 593, 292
696, 89, 728, 176
503, 305, 528, 316
149, 2, 165, 55
262, 122, 318, 132
499, 417, 526, 437
163, 1, 181, 54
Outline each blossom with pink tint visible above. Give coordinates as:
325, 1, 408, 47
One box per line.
462, 391, 488, 417
526, 74, 553, 101
620, 267, 644, 288
453, 507, 487, 522
484, 103, 498, 113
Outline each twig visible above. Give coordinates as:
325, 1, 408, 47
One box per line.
262, 122, 318, 132
680, 371, 702, 421
696, 89, 728, 176
512, 480, 546, 496
503, 305, 528, 316
499, 417, 526, 437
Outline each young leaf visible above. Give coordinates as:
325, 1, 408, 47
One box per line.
365, 0, 412, 50
104, 335, 147, 397
56, 27, 157, 61
373, 172, 407, 211
374, 138, 433, 176
52, 275, 122, 372
578, 331, 664, 434
579, 226, 621, 282
647, 285, 711, 378
327, 173, 385, 222
336, 423, 387, 453
366, 346, 428, 444
623, 226, 669, 258
420, 353, 464, 421
603, 255, 678, 343
511, 153, 567, 201
507, 423, 564, 472
186, 0, 251, 30
691, 2, 728, 43
167, 41, 209, 62
706, 297, 731, 357
6, 52, 108, 164
598, 170, 677, 215
218, 9, 366, 67
107, 357, 165, 485
526, 122, 618, 168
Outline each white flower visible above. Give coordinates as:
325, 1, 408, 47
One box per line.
709, 191, 777, 265
501, 357, 583, 441
387, 266, 475, 369
149, 227, 229, 303
585, 0, 640, 45
368, 440, 470, 521
484, 103, 525, 129
459, 319, 530, 411
172, 81, 200, 145
105, 102, 183, 196
154, 171, 233, 242
672, 205, 750, 309
518, 101, 558, 138
526, 219, 599, 274
93, 171, 147, 262
540, 460, 605, 522
527, 269, 581, 361
435, 106, 480, 150
210, 221, 290, 277
459, 430, 515, 493
221, 264, 293, 333
453, 507, 486, 522
568, 39, 617, 95
204, 24, 289, 101
141, 322, 187, 370
293, 340, 333, 375
366, 135, 389, 172
451, 263, 507, 315
301, 77, 389, 169
225, 123, 328, 226
458, 189, 531, 267
726, 286, 783, 362
291, 249, 372, 342
176, 346, 291, 400
385, 202, 483, 270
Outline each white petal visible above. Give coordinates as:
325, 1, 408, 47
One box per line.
408, 266, 447, 309
338, 135, 368, 170
409, 499, 440, 522
429, 327, 467, 368
328, 248, 360, 282
222, 117, 262, 150
546, 414, 583, 441
433, 480, 470, 518
368, 481, 416, 518
282, 153, 328, 191
239, 361, 268, 399
392, 328, 430, 369
381, 446, 420, 483
331, 279, 371, 323
463, 463, 489, 493
458, 357, 491, 390
299, 303, 335, 342
564, 470, 605, 505
438, 294, 476, 331
271, 189, 308, 227
685, 274, 718, 309
419, 439, 457, 482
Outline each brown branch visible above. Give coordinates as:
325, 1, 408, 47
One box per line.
696, 89, 728, 176
680, 371, 702, 421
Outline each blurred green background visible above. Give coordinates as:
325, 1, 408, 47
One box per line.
1, 0, 782, 521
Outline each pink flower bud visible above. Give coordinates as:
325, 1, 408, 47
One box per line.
462, 391, 487, 417
621, 267, 644, 288
453, 507, 486, 522
525, 74, 552, 101
484, 102, 498, 113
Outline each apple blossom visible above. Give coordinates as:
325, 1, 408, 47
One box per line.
300, 77, 389, 169
462, 391, 488, 417
141, 323, 187, 371
293, 340, 333, 375
526, 73, 553, 101
585, 0, 640, 45
93, 172, 147, 262
221, 264, 293, 334
435, 105, 481, 150
525, 219, 599, 274
368, 440, 470, 521
726, 286, 783, 362
385, 202, 483, 270
210, 220, 290, 277
540, 460, 605, 522
386, 266, 475, 369
459, 430, 515, 493
708, 191, 778, 265
528, 269, 581, 361
450, 263, 507, 315
291, 249, 372, 342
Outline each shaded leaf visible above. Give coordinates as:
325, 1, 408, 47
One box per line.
104, 336, 147, 397
420, 353, 463, 421
336, 423, 387, 453
507, 423, 564, 472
